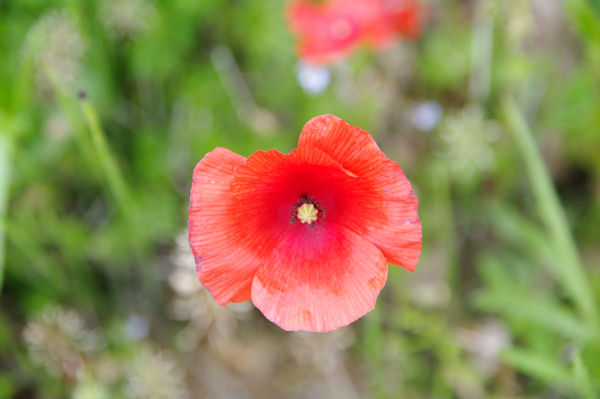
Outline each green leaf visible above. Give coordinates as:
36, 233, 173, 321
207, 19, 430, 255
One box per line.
502, 347, 573, 388
475, 289, 593, 342
503, 97, 599, 334
488, 204, 560, 274
573, 350, 597, 399
587, 0, 600, 14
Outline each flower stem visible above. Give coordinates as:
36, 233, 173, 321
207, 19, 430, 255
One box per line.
503, 97, 599, 332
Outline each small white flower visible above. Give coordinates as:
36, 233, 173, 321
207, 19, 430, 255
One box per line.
125, 345, 189, 399
24, 11, 86, 96
412, 100, 443, 131
99, 0, 155, 39
72, 372, 111, 399
22, 306, 102, 377
440, 105, 500, 181
124, 314, 150, 341
297, 61, 331, 95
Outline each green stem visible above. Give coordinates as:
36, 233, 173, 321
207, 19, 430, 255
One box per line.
79, 99, 143, 263
503, 97, 599, 332
0, 134, 10, 293
80, 98, 134, 219
430, 162, 461, 312
44, 68, 100, 179
363, 306, 387, 399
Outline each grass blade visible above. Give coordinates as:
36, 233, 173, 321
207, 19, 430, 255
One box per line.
80, 97, 134, 219
475, 289, 593, 342
502, 348, 573, 388
573, 349, 597, 399
503, 97, 599, 333
0, 134, 10, 293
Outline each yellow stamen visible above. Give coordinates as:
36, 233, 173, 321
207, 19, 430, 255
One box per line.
297, 203, 318, 224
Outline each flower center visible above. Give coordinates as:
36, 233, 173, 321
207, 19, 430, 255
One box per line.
290, 195, 325, 227
297, 203, 319, 224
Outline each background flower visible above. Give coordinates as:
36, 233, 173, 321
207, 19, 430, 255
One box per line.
22, 10, 86, 97
22, 307, 103, 378
287, 0, 421, 64
439, 104, 500, 183
99, 0, 155, 39
124, 345, 190, 399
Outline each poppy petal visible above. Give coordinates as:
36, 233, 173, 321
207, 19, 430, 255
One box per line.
287, 0, 363, 64
387, 0, 421, 38
298, 114, 422, 270
298, 114, 385, 176
189, 148, 262, 305
229, 146, 358, 244
287, 0, 420, 65
251, 226, 388, 332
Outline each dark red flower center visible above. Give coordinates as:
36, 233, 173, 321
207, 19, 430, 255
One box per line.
290, 194, 326, 227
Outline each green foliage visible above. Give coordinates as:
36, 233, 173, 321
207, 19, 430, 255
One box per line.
501, 348, 572, 388
1, 0, 600, 397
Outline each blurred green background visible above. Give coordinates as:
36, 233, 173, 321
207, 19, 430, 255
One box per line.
1, 0, 600, 398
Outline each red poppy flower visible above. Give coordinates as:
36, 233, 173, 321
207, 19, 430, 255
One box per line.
188, 115, 421, 332
287, 0, 421, 65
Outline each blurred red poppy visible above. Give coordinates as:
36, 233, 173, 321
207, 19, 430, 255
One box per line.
189, 115, 421, 332
287, 0, 421, 65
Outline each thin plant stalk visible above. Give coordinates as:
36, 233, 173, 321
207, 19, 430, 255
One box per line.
80, 98, 135, 220
0, 133, 10, 292
79, 97, 145, 269
44, 65, 133, 218
503, 97, 599, 332
44, 68, 100, 178
469, 0, 494, 102
363, 305, 387, 399
433, 162, 461, 311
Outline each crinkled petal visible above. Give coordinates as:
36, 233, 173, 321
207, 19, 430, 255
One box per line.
189, 146, 355, 306
229, 146, 358, 246
251, 226, 388, 332
298, 114, 422, 270
189, 148, 263, 305
298, 114, 385, 176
